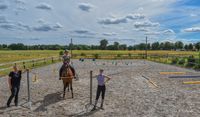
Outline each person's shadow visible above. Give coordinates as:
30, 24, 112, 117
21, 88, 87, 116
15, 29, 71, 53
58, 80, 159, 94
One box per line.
34, 91, 62, 112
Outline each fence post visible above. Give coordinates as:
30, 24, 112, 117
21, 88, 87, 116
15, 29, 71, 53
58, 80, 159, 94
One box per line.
90, 71, 93, 105
44, 58, 46, 64
26, 69, 32, 110
32, 60, 34, 68
52, 57, 54, 63
23, 62, 26, 69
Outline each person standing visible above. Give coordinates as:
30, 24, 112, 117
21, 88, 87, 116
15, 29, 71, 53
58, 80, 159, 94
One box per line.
92, 69, 111, 111
7, 65, 22, 107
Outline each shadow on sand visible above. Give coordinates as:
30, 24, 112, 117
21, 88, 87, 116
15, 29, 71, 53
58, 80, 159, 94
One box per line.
34, 91, 62, 112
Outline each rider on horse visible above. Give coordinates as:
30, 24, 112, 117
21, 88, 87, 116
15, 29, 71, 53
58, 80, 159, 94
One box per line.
59, 49, 75, 80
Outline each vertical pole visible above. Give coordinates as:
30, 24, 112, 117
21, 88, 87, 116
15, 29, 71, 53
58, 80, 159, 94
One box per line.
90, 71, 93, 105
199, 51, 200, 68
70, 38, 73, 58
145, 36, 148, 59
27, 69, 32, 110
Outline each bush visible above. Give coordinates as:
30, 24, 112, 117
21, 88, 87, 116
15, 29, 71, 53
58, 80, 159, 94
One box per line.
178, 58, 185, 65
186, 56, 195, 67
117, 54, 121, 58
171, 58, 178, 64
94, 54, 99, 59
81, 53, 86, 56
59, 51, 63, 56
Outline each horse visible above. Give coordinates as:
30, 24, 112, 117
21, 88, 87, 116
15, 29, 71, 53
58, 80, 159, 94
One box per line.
61, 64, 74, 98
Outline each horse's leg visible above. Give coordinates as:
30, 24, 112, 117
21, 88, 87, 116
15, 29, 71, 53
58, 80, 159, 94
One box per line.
67, 82, 70, 92
63, 82, 66, 98
70, 81, 73, 98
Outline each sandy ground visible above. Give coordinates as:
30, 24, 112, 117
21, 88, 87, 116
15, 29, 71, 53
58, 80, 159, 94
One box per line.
0, 59, 200, 117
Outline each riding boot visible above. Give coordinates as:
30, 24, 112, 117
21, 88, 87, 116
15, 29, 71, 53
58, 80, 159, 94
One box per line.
100, 99, 104, 109
91, 100, 98, 111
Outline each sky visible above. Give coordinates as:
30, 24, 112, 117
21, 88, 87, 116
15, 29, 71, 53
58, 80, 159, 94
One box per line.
0, 0, 200, 45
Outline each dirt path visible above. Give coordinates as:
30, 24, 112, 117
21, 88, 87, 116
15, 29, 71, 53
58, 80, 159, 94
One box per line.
0, 60, 200, 117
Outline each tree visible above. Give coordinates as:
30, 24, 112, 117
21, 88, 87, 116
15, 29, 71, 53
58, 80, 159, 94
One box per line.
113, 42, 119, 50
188, 43, 193, 50
100, 39, 108, 50
152, 42, 160, 50
175, 41, 184, 50
195, 42, 200, 51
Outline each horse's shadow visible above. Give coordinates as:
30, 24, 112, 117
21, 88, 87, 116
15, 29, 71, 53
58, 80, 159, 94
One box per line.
34, 91, 62, 112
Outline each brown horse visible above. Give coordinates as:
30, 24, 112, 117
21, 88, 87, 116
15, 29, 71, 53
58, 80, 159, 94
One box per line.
61, 64, 74, 98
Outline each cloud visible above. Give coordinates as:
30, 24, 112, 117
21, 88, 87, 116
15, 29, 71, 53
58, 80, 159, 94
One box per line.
78, 3, 94, 12
102, 32, 117, 36
134, 20, 160, 28
183, 27, 200, 32
15, 0, 25, 4
98, 13, 145, 25
33, 23, 63, 32
0, 23, 16, 30
145, 29, 175, 35
0, 16, 8, 23
98, 17, 127, 25
126, 13, 145, 20
0, 4, 8, 10
73, 29, 96, 35
17, 22, 31, 31
162, 29, 175, 34
36, 3, 52, 10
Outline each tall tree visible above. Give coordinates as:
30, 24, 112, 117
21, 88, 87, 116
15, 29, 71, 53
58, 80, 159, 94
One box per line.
100, 39, 108, 50
175, 41, 184, 50
152, 42, 160, 50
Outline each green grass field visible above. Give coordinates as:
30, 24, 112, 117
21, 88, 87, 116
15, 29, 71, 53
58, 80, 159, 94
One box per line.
0, 50, 199, 76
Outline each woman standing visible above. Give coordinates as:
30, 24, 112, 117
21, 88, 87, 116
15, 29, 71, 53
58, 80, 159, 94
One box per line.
92, 69, 111, 111
7, 65, 22, 107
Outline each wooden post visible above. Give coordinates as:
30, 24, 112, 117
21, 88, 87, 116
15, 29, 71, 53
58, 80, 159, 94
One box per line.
90, 71, 93, 105
26, 69, 32, 110
52, 57, 54, 63
32, 60, 34, 67
145, 36, 148, 59
23, 62, 26, 69
70, 38, 73, 58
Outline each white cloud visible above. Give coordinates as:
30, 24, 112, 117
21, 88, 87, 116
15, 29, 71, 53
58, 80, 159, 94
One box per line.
33, 23, 62, 32
134, 20, 160, 28
36, 3, 52, 10
15, 0, 25, 4
73, 29, 96, 35
102, 32, 117, 36
0, 4, 8, 10
183, 27, 200, 32
78, 3, 94, 12
162, 29, 175, 34
98, 13, 145, 25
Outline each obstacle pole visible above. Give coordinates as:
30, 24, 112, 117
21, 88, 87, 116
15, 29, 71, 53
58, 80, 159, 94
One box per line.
90, 71, 93, 105
26, 69, 32, 110
183, 81, 200, 84
159, 72, 186, 75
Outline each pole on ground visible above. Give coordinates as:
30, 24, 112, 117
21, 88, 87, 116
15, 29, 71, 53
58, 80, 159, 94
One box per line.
70, 38, 73, 58
90, 70, 93, 105
26, 69, 32, 110
145, 36, 148, 59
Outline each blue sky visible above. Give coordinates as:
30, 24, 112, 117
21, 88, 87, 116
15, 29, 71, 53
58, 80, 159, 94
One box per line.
0, 0, 199, 45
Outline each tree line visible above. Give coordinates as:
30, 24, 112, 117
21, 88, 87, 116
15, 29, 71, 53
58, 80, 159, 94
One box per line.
0, 39, 199, 51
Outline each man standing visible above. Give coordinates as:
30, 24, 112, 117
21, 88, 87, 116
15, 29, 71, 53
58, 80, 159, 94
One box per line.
7, 65, 22, 107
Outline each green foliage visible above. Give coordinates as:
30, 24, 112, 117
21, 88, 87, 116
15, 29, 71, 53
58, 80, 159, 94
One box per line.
177, 58, 185, 65
171, 58, 178, 64
186, 56, 196, 67
59, 51, 63, 56
81, 53, 86, 56
94, 54, 99, 59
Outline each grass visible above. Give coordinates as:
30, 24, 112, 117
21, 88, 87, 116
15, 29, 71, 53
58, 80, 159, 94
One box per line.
0, 50, 199, 76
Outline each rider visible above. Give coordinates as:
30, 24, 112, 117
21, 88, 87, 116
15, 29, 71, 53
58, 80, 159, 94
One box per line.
59, 49, 75, 80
